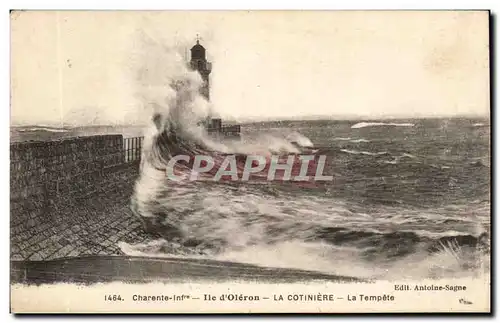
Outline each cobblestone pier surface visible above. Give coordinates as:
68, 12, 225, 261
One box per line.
10, 163, 155, 261
10, 152, 362, 284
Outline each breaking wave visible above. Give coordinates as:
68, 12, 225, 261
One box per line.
286, 131, 314, 148
14, 126, 71, 133
351, 122, 415, 129
333, 137, 370, 143
340, 149, 389, 156
130, 38, 327, 249
124, 37, 489, 281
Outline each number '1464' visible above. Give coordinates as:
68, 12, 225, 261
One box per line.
105, 295, 123, 301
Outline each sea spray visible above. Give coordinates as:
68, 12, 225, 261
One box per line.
130, 34, 320, 242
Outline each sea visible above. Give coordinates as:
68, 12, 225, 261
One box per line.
10, 40, 491, 281
11, 116, 490, 281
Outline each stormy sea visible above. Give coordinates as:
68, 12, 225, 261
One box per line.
121, 46, 490, 281
10, 116, 491, 281
10, 43, 490, 282
119, 116, 491, 281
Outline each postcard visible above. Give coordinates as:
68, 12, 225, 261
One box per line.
10, 10, 491, 313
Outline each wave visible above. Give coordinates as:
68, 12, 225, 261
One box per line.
120, 228, 489, 280
216, 240, 488, 280
333, 137, 370, 143
287, 131, 314, 148
401, 153, 417, 159
126, 38, 488, 281
340, 149, 388, 156
382, 152, 419, 164
14, 126, 71, 133
131, 39, 323, 246
350, 138, 370, 143
351, 122, 415, 129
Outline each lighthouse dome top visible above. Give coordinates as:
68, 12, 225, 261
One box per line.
190, 39, 206, 60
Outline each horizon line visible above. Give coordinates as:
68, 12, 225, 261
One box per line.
10, 114, 490, 128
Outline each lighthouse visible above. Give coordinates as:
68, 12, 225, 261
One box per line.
189, 37, 241, 139
190, 38, 212, 101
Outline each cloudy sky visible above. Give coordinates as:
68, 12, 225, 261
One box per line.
11, 11, 489, 125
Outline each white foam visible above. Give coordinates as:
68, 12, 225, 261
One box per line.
340, 149, 388, 156
351, 122, 415, 129
120, 238, 489, 281
401, 153, 417, 159
333, 137, 370, 143
286, 131, 314, 148
16, 126, 70, 133
350, 138, 370, 143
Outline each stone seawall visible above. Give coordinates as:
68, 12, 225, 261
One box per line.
10, 135, 151, 261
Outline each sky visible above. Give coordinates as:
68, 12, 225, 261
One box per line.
10, 11, 490, 126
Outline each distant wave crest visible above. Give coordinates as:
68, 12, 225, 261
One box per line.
333, 137, 370, 143
15, 126, 70, 133
340, 149, 388, 156
351, 122, 415, 129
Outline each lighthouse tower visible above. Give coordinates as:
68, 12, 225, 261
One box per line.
189, 37, 240, 138
190, 38, 212, 101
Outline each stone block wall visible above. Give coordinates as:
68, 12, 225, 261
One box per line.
10, 135, 149, 261
10, 135, 124, 200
